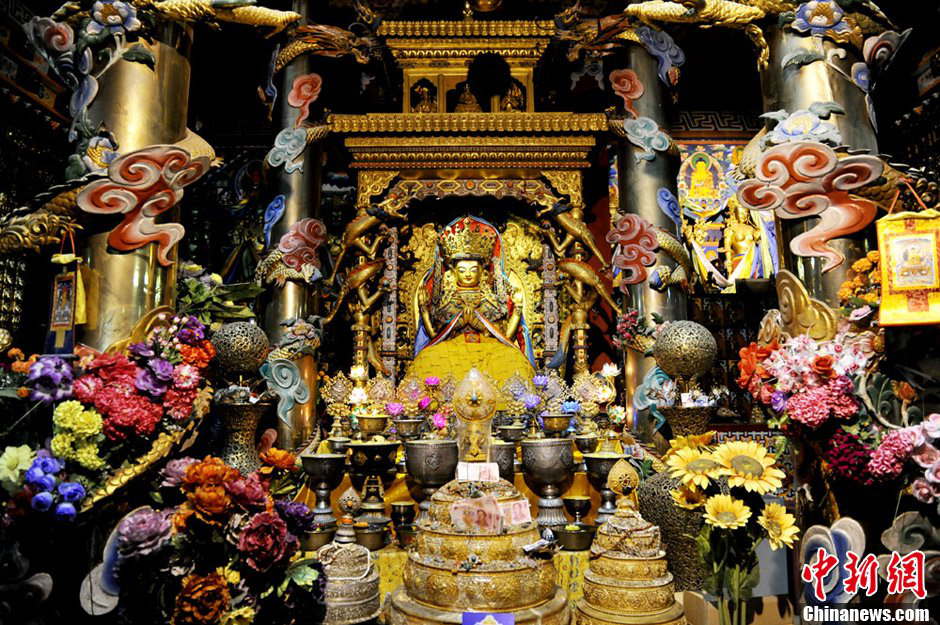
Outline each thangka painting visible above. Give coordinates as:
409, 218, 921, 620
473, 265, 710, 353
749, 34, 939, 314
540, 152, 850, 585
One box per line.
877, 209, 940, 326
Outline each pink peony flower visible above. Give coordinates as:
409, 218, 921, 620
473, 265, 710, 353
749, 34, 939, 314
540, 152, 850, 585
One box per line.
911, 478, 936, 503
911, 444, 940, 469
786, 388, 830, 428
172, 363, 201, 391
161, 457, 198, 487
926, 458, 940, 484
418, 396, 432, 410
226, 472, 269, 510
385, 402, 405, 417
432, 413, 447, 429
868, 429, 915, 480
923, 413, 940, 440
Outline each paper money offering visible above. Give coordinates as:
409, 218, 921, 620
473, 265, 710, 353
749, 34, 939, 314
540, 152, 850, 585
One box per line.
451, 494, 503, 532
456, 462, 500, 482
498, 499, 532, 526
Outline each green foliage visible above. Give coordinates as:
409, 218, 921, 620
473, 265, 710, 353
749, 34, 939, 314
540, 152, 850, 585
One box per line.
123, 43, 156, 69
177, 275, 263, 330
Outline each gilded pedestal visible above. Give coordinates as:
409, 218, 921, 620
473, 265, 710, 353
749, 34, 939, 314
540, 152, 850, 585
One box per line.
386, 480, 569, 625
575, 499, 685, 625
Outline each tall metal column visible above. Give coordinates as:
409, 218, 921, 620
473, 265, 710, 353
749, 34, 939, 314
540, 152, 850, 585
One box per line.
263, 0, 322, 449
616, 44, 687, 433
760, 26, 878, 305
78, 25, 192, 351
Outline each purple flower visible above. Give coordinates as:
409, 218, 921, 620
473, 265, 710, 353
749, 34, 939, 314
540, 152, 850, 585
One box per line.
522, 393, 542, 411
55, 502, 77, 521
148, 358, 174, 382
31, 491, 54, 511
26, 356, 73, 403
57, 481, 86, 503
135, 368, 168, 397
177, 317, 207, 346
532, 375, 549, 389
770, 391, 788, 413
160, 457, 197, 488
129, 342, 155, 359
418, 396, 432, 410
24, 466, 45, 485
432, 413, 447, 429
424, 376, 441, 387
117, 507, 171, 559
385, 402, 405, 417
276, 500, 317, 535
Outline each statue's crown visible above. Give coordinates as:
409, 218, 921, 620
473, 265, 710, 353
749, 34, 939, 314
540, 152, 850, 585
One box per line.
440, 217, 497, 261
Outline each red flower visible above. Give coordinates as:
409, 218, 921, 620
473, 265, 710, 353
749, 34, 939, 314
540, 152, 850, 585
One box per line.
94, 380, 136, 416
165, 387, 197, 421
736, 341, 777, 389
237, 511, 297, 572
88, 353, 138, 383
73, 374, 103, 404
811, 354, 835, 378
179, 341, 215, 369
102, 394, 163, 440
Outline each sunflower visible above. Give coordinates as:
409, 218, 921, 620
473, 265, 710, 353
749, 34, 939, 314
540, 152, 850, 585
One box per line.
703, 494, 751, 530
712, 441, 785, 495
666, 431, 716, 456
757, 503, 799, 550
665, 447, 722, 489
671, 485, 706, 510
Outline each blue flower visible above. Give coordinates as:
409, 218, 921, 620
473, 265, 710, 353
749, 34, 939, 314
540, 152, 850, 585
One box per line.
86, 1, 142, 36
792, 1, 851, 38
24, 466, 45, 486
55, 502, 77, 521
31, 491, 54, 512
33, 455, 64, 475
58, 481, 86, 503
562, 400, 581, 414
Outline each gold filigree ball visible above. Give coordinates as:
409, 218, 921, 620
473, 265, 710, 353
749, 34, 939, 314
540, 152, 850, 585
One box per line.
211, 322, 270, 375
652, 320, 716, 379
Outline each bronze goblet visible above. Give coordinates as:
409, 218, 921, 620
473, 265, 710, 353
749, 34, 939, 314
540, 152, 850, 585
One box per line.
522, 438, 574, 528
300, 452, 346, 525
583, 452, 626, 525
563, 495, 591, 525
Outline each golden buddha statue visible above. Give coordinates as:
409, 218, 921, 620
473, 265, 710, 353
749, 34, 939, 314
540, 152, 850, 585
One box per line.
409, 216, 535, 395
722, 195, 763, 276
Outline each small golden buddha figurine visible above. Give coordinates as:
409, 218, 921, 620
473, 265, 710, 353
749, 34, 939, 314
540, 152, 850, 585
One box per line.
454, 83, 482, 112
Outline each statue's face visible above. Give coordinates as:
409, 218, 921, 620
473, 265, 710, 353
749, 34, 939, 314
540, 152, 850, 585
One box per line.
453, 259, 482, 288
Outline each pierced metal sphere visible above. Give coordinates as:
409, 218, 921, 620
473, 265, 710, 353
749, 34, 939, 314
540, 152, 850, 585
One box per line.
652, 320, 716, 379
211, 322, 269, 375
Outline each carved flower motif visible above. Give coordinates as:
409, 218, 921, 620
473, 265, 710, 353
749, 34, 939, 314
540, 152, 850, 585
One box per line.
287, 73, 323, 127
608, 69, 644, 116
87, 1, 142, 36
792, 1, 852, 38
606, 214, 659, 290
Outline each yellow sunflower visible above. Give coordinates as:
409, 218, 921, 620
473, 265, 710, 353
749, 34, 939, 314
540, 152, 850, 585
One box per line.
665, 447, 722, 489
757, 503, 799, 550
671, 485, 706, 510
703, 494, 751, 530
666, 431, 716, 456
712, 441, 785, 495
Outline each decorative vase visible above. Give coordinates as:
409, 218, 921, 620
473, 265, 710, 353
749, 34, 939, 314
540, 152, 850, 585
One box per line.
660, 406, 715, 437
637, 471, 705, 591
217, 401, 270, 475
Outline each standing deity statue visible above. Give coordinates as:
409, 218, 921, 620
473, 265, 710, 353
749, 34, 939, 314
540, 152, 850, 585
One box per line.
409, 216, 535, 391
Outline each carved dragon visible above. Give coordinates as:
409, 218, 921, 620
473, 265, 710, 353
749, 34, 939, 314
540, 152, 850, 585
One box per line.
134, 0, 301, 35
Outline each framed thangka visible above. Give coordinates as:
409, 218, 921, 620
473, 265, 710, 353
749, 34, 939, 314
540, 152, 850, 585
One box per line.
877, 209, 940, 326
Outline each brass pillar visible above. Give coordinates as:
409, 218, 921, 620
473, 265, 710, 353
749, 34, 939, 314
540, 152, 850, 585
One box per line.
78, 25, 192, 351
263, 0, 322, 449
616, 44, 687, 434
760, 27, 877, 305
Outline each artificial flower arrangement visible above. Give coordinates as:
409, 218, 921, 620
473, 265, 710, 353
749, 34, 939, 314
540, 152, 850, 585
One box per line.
391, 374, 456, 438
611, 308, 661, 354
665, 432, 797, 625
837, 250, 881, 318
109, 451, 325, 625
177, 263, 264, 332
18, 314, 214, 515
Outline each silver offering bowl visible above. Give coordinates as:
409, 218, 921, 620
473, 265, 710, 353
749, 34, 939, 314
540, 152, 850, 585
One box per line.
300, 452, 346, 525
574, 433, 599, 472
347, 440, 400, 523
489, 440, 516, 482
521, 438, 574, 528
405, 439, 458, 523
395, 418, 425, 472
584, 452, 626, 525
